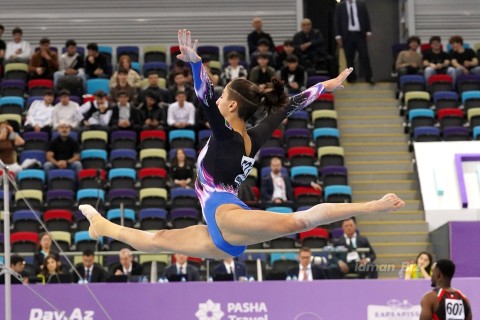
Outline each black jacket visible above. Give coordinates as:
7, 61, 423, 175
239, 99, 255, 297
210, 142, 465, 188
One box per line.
72, 264, 108, 283
112, 261, 143, 276
163, 264, 200, 281
335, 0, 372, 39
287, 264, 326, 280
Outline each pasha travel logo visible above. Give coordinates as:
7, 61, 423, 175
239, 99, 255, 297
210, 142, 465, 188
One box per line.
367, 299, 421, 320
195, 299, 268, 320
29, 308, 94, 320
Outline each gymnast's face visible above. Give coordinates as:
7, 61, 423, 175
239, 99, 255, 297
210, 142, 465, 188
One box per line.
216, 87, 237, 118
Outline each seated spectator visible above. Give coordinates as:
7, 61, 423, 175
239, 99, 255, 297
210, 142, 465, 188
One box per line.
113, 248, 143, 277
168, 71, 196, 103
168, 60, 192, 87
280, 55, 306, 94
44, 121, 82, 176
449, 35, 480, 78
52, 89, 82, 130
212, 257, 248, 281
24, 90, 55, 134
0, 24, 5, 66
85, 42, 109, 79
138, 92, 165, 130
0, 255, 28, 284
54, 39, 86, 87
167, 91, 195, 131
38, 254, 65, 284
293, 18, 335, 76
5, 27, 31, 63
109, 91, 141, 132
276, 39, 302, 70
333, 218, 377, 279
261, 157, 322, 207
34, 233, 55, 273
247, 17, 275, 55
221, 51, 248, 85
0, 121, 25, 174
28, 37, 58, 80
139, 71, 171, 105
249, 38, 276, 70
395, 36, 422, 78
109, 68, 139, 105
423, 36, 455, 82
404, 251, 433, 280
72, 250, 107, 283
110, 55, 142, 89
169, 148, 194, 188
287, 247, 326, 281
162, 253, 200, 282
202, 59, 221, 87
248, 53, 276, 90
80, 90, 112, 131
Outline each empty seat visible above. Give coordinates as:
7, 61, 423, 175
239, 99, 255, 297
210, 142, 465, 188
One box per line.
140, 149, 167, 168
443, 127, 469, 141
307, 75, 329, 88
140, 130, 166, 149
143, 45, 167, 63
110, 149, 137, 168
404, 91, 431, 111
317, 146, 344, 168
309, 93, 334, 111
266, 206, 293, 214
77, 189, 105, 209
299, 228, 329, 248
313, 128, 340, 148
285, 110, 309, 129
170, 188, 199, 209
0, 80, 25, 97
433, 91, 459, 110
28, 79, 53, 96
46, 190, 75, 210
11, 231, 39, 252
15, 189, 43, 210
428, 75, 453, 94
48, 169, 76, 190
312, 110, 337, 128
287, 146, 315, 167
320, 166, 348, 187
412, 126, 441, 143
197, 45, 220, 61
108, 189, 137, 209
111, 130, 137, 150
49, 231, 72, 251
17, 169, 45, 191
324, 185, 352, 203
139, 188, 167, 209
284, 128, 310, 148
108, 168, 136, 189
74, 231, 102, 252
258, 147, 284, 168
294, 187, 322, 207
81, 149, 108, 169
139, 208, 168, 230
43, 209, 73, 232
400, 75, 426, 94
291, 166, 318, 185
78, 169, 106, 189
462, 91, 480, 112
23, 131, 49, 151
456, 74, 480, 94
19, 150, 46, 166
438, 108, 464, 129
81, 130, 108, 150
262, 129, 283, 148
406, 109, 435, 134
170, 208, 199, 229
13, 210, 41, 232
4, 63, 29, 81
468, 108, 480, 128
139, 168, 168, 188
169, 129, 196, 149
107, 208, 136, 228
0, 96, 24, 115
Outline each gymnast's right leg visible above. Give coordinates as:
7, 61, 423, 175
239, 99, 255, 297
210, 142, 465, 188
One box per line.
79, 205, 230, 259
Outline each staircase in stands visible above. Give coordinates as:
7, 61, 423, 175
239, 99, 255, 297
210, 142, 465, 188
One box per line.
335, 82, 430, 279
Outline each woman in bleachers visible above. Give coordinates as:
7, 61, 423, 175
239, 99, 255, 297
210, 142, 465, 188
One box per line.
169, 148, 194, 189
0, 121, 25, 174
38, 253, 62, 284
404, 251, 433, 280
109, 55, 142, 89
33, 233, 55, 272
79, 29, 404, 260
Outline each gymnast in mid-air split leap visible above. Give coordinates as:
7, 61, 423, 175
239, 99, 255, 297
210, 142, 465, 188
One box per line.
80, 29, 405, 259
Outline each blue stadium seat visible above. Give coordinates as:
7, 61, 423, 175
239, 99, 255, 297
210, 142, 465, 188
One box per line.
107, 208, 135, 223
473, 126, 480, 140
223, 45, 247, 61
17, 169, 45, 190
266, 207, 293, 214
170, 188, 198, 209
110, 149, 137, 168
80, 149, 108, 169
108, 168, 136, 189
108, 189, 137, 209
433, 91, 459, 110
131, 62, 141, 75
48, 169, 76, 190
116, 46, 140, 62
20, 150, 46, 165
461, 91, 480, 111
324, 185, 352, 203
98, 45, 113, 64
290, 166, 318, 185
406, 109, 435, 134
12, 210, 41, 232
143, 62, 168, 78
0, 96, 24, 114
313, 128, 340, 148
77, 189, 105, 209
400, 75, 425, 94
169, 129, 196, 149
74, 231, 103, 251
138, 208, 168, 230
86, 79, 110, 95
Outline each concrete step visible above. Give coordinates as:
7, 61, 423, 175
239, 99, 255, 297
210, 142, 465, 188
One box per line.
359, 210, 424, 221
357, 220, 428, 233
335, 90, 395, 99
341, 133, 408, 143
338, 115, 403, 126
344, 152, 413, 161
340, 82, 397, 91
361, 231, 429, 243
353, 190, 420, 201
350, 171, 416, 181
335, 99, 398, 108
371, 242, 430, 255
350, 180, 419, 191
334, 106, 400, 116
346, 160, 413, 171
342, 142, 408, 152
338, 124, 403, 134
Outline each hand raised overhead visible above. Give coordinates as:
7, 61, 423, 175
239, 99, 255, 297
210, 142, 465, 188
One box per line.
177, 29, 201, 63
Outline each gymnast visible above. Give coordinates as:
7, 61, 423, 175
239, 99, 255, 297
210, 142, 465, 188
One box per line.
80, 29, 405, 259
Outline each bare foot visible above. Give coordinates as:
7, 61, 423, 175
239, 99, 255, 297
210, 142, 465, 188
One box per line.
371, 193, 405, 213
79, 204, 102, 240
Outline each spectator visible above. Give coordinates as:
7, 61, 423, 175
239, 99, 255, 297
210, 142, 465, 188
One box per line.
167, 91, 195, 131
72, 250, 107, 283
247, 17, 275, 55
168, 60, 192, 87
162, 253, 200, 281
249, 38, 276, 70
404, 251, 433, 280
449, 35, 480, 78
0, 121, 25, 174
248, 53, 276, 90
54, 39, 86, 87
138, 92, 165, 130
5, 27, 31, 63
24, 90, 55, 134
212, 257, 248, 281
33, 233, 55, 272
280, 55, 306, 94
395, 36, 422, 78
0, 24, 5, 65
38, 254, 63, 284
85, 42, 109, 79
333, 218, 377, 279
287, 247, 326, 281
168, 71, 196, 103
221, 51, 248, 85
169, 148, 194, 189
44, 121, 82, 176
52, 89, 82, 130
110, 55, 142, 89
0, 255, 28, 284
28, 37, 58, 80
423, 36, 456, 82
109, 91, 141, 131
335, 0, 374, 83
80, 90, 112, 131
113, 248, 143, 277
109, 69, 139, 105
139, 71, 170, 105
276, 39, 302, 70
202, 59, 221, 87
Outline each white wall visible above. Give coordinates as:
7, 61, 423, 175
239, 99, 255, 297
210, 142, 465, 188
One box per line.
414, 141, 480, 231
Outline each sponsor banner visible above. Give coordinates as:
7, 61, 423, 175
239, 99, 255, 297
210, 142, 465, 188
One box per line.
0, 278, 479, 320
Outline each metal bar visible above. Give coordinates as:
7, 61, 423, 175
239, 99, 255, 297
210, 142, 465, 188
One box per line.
3, 169, 12, 320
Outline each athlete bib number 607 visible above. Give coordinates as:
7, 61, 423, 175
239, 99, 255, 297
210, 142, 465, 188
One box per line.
445, 299, 465, 320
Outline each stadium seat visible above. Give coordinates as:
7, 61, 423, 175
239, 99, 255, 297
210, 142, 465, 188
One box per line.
111, 130, 137, 150
143, 45, 167, 63
438, 108, 464, 129
443, 127, 469, 141
49, 231, 72, 251
0, 80, 25, 97
0, 96, 24, 115
139, 254, 168, 278
43, 209, 73, 232
78, 169, 106, 189
287, 147, 315, 167
456, 74, 480, 94
294, 187, 322, 207
12, 210, 40, 232
27, 96, 43, 108
139, 168, 168, 188
320, 166, 348, 187
313, 128, 340, 148
208, 60, 222, 77
468, 108, 480, 129
260, 166, 288, 180
61, 46, 85, 56
18, 169, 45, 191
15, 189, 43, 210
81, 130, 108, 150
168, 148, 196, 165
284, 128, 310, 148
98, 45, 113, 65
140, 130, 166, 149
243, 167, 258, 187
412, 127, 441, 143
46, 190, 75, 210
110, 149, 137, 169
139, 208, 168, 230
299, 228, 329, 248
223, 45, 247, 62
117, 46, 140, 62
406, 109, 435, 134
404, 91, 430, 112
108, 168, 136, 189
428, 75, 453, 94
169, 129, 196, 149
258, 147, 285, 168
140, 149, 167, 168
400, 75, 426, 95
77, 188, 105, 208
285, 110, 309, 129
197, 45, 220, 61
4, 63, 28, 81
86, 79, 110, 95
312, 110, 338, 128
170, 45, 181, 64
74, 231, 102, 252
433, 91, 459, 111
143, 62, 168, 78
309, 93, 335, 111
269, 234, 297, 250
170, 188, 199, 209
198, 129, 212, 150
317, 146, 344, 168
306, 75, 329, 88
170, 208, 199, 229
108, 189, 137, 209
80, 149, 108, 169
107, 208, 136, 228
462, 91, 480, 112
473, 126, 480, 140
51, 130, 78, 141
0, 114, 22, 131
23, 131, 49, 151
28, 79, 53, 96
324, 185, 352, 203
47, 169, 76, 190
20, 150, 46, 165
139, 188, 168, 209
11, 231, 39, 252
266, 206, 294, 214
263, 129, 283, 148
57, 76, 85, 98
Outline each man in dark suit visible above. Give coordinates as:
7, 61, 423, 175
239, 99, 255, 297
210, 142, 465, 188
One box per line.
287, 247, 326, 280
163, 253, 200, 281
0, 255, 28, 284
72, 250, 107, 283
333, 218, 377, 278
335, 0, 374, 84
213, 258, 248, 281
247, 17, 275, 56
113, 248, 143, 277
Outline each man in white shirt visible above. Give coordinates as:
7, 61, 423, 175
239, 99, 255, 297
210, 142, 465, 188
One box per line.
113, 248, 143, 277
52, 89, 82, 130
54, 39, 86, 86
24, 90, 54, 133
287, 247, 326, 281
5, 27, 31, 63
167, 90, 196, 130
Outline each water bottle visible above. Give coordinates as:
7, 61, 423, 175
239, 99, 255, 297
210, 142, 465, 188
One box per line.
286, 275, 292, 281
398, 266, 405, 279
207, 276, 213, 282
181, 276, 186, 282
142, 276, 148, 283
248, 276, 255, 282
292, 275, 298, 281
